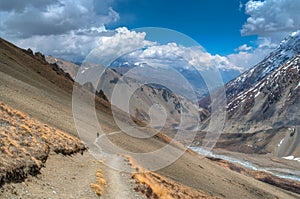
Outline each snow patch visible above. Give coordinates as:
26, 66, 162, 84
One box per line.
282, 155, 294, 160
282, 156, 300, 162
295, 82, 300, 90
278, 138, 284, 147
291, 31, 300, 37
254, 92, 260, 98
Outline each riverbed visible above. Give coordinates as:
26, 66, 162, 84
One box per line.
190, 146, 300, 183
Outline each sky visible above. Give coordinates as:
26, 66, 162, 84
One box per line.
0, 0, 299, 71
110, 0, 254, 55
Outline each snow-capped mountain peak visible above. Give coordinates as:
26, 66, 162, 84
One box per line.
226, 30, 300, 100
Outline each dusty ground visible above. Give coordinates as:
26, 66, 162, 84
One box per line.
0, 153, 99, 199
100, 155, 146, 199
0, 152, 145, 199
0, 102, 143, 199
125, 155, 219, 199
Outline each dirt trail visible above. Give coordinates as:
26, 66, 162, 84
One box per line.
92, 132, 145, 199
100, 154, 145, 199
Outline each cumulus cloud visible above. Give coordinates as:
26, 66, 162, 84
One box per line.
242, 0, 300, 37
0, 0, 122, 62
16, 26, 116, 62
0, 0, 284, 73
228, 37, 278, 69
235, 44, 252, 51
140, 44, 241, 71
234, 0, 299, 70
111, 42, 242, 71
0, 0, 59, 12
86, 27, 156, 66
0, 0, 119, 38
228, 50, 268, 69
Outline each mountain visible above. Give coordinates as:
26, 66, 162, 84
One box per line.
226, 31, 300, 100
111, 59, 241, 98
49, 58, 200, 138
0, 37, 112, 197
197, 31, 300, 157
1, 37, 298, 198
45, 55, 201, 137
46, 55, 79, 80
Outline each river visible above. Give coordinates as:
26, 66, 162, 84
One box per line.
190, 146, 300, 183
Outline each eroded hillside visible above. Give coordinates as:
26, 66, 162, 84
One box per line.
0, 101, 86, 186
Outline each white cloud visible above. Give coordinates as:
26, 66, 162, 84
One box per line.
0, 0, 287, 73
228, 37, 278, 69
86, 27, 156, 66
0, 0, 59, 12
242, 0, 300, 37
0, 0, 119, 38
234, 0, 300, 70
0, 0, 121, 63
117, 42, 242, 71
235, 44, 252, 51
16, 26, 116, 62
256, 37, 278, 49
13, 26, 244, 71
228, 50, 267, 70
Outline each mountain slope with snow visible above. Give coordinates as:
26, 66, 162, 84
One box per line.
197, 31, 300, 157
220, 31, 300, 157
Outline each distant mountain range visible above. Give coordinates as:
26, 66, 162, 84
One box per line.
110, 57, 241, 98
46, 55, 200, 139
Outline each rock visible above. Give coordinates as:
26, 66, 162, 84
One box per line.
27, 48, 33, 55
34, 52, 46, 63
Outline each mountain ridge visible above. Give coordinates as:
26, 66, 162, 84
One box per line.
226, 30, 300, 100
196, 31, 300, 159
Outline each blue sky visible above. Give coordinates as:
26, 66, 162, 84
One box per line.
110, 0, 256, 55
0, 0, 299, 71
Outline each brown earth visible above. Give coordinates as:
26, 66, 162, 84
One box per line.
0, 101, 86, 186
125, 155, 219, 199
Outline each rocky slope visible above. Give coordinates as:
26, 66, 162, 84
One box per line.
0, 101, 86, 186
226, 31, 300, 100
46, 55, 79, 80
49, 58, 199, 139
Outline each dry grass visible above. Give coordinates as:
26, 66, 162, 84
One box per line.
0, 101, 86, 186
90, 169, 106, 196
124, 155, 219, 199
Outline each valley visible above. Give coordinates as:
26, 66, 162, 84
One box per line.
0, 1, 300, 197
1, 32, 300, 198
